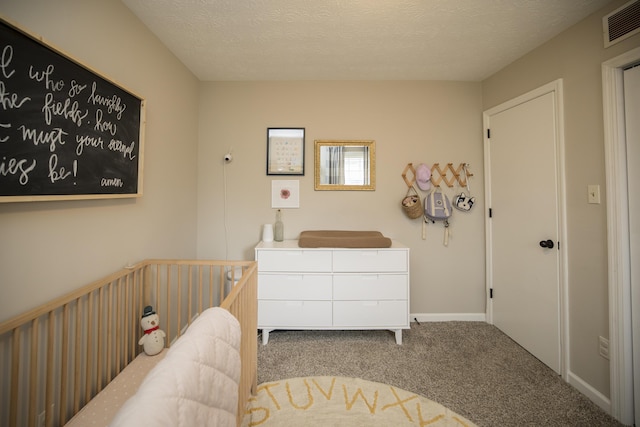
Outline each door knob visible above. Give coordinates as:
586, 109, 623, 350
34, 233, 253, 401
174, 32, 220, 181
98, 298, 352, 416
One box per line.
539, 239, 554, 249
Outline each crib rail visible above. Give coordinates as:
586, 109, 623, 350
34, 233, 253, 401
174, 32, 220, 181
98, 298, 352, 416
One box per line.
0, 259, 257, 427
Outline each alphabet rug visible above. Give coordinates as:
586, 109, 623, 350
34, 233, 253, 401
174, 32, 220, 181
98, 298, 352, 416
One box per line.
241, 376, 477, 426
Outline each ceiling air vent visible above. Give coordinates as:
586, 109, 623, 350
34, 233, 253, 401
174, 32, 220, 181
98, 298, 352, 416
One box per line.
604, 0, 640, 47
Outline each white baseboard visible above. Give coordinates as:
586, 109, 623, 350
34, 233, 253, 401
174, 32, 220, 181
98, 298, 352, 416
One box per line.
567, 370, 611, 415
410, 313, 487, 322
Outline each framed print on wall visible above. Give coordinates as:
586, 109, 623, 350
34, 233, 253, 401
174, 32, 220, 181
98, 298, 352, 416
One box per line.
271, 180, 300, 208
267, 128, 305, 175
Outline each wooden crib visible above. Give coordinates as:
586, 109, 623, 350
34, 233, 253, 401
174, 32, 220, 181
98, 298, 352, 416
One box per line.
0, 259, 257, 427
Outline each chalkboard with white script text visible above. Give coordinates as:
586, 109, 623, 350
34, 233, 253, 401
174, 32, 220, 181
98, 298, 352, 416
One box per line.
0, 18, 145, 202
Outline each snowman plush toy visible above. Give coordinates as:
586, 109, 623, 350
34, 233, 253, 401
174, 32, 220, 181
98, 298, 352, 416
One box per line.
138, 305, 166, 356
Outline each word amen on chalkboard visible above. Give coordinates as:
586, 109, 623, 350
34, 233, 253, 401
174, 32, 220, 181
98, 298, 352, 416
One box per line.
0, 18, 145, 202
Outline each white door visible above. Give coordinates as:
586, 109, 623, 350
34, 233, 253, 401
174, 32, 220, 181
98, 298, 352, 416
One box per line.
623, 64, 640, 427
484, 82, 564, 374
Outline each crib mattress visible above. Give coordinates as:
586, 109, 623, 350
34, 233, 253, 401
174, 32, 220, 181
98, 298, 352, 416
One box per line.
65, 350, 167, 427
298, 230, 392, 248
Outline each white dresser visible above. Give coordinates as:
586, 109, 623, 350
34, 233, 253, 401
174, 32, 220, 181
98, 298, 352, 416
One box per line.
255, 240, 410, 344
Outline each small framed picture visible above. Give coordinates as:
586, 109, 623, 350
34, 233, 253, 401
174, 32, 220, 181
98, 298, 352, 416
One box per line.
271, 180, 300, 208
267, 128, 305, 175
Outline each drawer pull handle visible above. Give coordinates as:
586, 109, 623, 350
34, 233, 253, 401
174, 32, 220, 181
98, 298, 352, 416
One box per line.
362, 301, 379, 307
286, 275, 304, 280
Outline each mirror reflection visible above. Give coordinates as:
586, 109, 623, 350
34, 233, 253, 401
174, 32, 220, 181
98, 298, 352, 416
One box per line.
314, 140, 375, 191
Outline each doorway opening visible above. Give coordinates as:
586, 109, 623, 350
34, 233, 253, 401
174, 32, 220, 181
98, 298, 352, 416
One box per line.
601, 46, 640, 426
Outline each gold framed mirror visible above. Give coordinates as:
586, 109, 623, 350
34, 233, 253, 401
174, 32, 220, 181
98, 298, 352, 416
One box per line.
314, 140, 375, 191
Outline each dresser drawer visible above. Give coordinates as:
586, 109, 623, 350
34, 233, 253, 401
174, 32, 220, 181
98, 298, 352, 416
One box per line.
332, 250, 408, 272
259, 301, 332, 327
333, 300, 408, 327
333, 274, 407, 300
257, 250, 332, 272
258, 274, 332, 300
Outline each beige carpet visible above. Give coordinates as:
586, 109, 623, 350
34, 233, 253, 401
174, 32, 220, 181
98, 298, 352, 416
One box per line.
241, 376, 477, 426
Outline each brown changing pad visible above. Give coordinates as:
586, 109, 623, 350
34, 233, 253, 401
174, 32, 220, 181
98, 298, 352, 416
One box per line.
298, 230, 392, 248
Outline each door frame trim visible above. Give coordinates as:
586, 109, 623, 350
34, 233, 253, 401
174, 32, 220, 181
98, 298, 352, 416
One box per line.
602, 46, 640, 425
482, 79, 569, 380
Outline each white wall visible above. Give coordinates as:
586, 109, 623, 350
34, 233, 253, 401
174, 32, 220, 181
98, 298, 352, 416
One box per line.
197, 81, 486, 316
0, 0, 200, 323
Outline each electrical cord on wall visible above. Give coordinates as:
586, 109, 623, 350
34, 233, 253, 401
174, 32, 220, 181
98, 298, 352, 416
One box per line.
222, 148, 233, 261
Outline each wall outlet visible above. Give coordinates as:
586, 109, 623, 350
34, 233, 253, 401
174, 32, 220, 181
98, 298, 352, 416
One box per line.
598, 336, 609, 360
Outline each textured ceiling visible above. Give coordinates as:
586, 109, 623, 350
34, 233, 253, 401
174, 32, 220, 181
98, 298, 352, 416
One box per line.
121, 0, 613, 81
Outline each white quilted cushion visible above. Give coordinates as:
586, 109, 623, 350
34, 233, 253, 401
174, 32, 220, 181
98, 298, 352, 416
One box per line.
110, 307, 241, 427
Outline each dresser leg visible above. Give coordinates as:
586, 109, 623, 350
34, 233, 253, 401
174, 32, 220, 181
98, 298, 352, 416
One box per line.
394, 329, 402, 345
261, 329, 271, 345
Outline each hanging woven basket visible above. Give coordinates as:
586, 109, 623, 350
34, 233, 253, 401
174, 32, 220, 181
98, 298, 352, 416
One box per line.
401, 186, 423, 219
